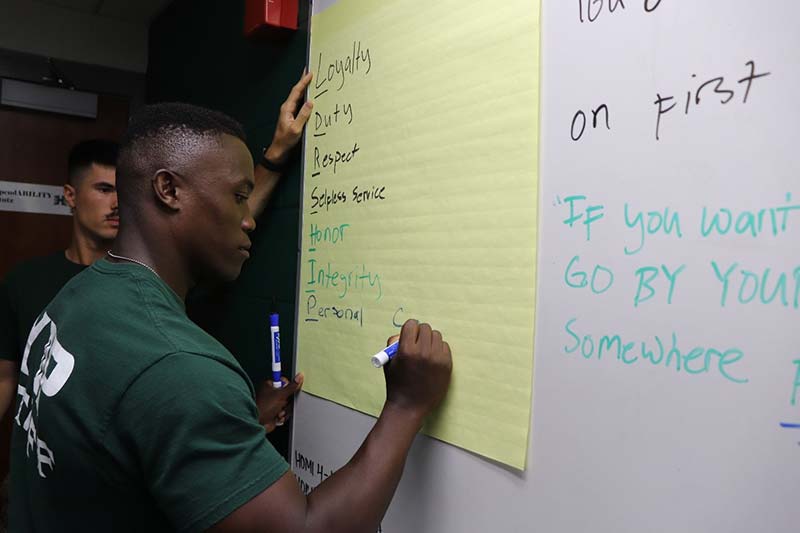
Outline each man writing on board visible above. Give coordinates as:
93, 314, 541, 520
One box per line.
9, 100, 453, 531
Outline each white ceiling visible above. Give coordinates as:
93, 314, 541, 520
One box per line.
34, 0, 173, 23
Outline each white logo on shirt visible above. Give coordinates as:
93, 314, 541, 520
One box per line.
15, 312, 75, 478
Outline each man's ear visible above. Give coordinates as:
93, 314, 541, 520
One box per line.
152, 170, 182, 211
63, 184, 77, 211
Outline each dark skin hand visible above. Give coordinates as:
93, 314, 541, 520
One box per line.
250, 71, 314, 219
210, 319, 453, 533
256, 373, 304, 433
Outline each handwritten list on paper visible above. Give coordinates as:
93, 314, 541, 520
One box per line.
296, 0, 541, 470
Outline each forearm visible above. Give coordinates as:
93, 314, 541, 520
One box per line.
210, 321, 450, 533
303, 403, 424, 532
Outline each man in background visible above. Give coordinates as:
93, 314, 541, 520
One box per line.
0, 138, 119, 430
0, 138, 119, 530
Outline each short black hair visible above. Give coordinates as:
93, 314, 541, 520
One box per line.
120, 102, 246, 149
67, 139, 119, 185
116, 103, 247, 207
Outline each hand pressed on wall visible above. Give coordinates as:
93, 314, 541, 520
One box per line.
264, 71, 314, 165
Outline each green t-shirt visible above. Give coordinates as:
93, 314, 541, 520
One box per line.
0, 252, 86, 363
9, 260, 288, 532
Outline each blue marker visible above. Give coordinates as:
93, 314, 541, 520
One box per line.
371, 341, 399, 368
270, 313, 282, 388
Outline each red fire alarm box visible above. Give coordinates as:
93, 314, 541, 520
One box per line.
245, 0, 298, 34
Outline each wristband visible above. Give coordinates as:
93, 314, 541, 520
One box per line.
260, 148, 286, 173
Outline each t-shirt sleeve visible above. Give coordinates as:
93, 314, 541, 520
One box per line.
0, 279, 20, 362
112, 352, 289, 532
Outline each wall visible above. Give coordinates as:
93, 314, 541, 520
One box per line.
147, 0, 310, 457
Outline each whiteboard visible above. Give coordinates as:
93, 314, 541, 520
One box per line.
292, 1, 800, 531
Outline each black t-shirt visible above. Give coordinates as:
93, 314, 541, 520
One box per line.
0, 252, 86, 362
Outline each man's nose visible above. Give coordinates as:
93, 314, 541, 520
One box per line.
242, 212, 256, 233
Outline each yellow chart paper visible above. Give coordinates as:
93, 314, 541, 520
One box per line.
297, 0, 540, 469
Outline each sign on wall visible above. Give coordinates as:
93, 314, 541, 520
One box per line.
0, 180, 71, 216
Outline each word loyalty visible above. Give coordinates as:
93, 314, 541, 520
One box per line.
314, 41, 372, 97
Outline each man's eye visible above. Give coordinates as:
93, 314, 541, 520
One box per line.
236, 193, 249, 204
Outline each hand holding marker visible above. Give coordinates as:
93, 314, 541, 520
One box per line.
270, 313, 282, 388
258, 312, 303, 431
371, 341, 399, 368
369, 319, 453, 421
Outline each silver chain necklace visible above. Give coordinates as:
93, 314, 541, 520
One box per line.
106, 251, 160, 279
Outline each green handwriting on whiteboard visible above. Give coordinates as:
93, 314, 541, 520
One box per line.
711, 261, 800, 308
563, 317, 749, 384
